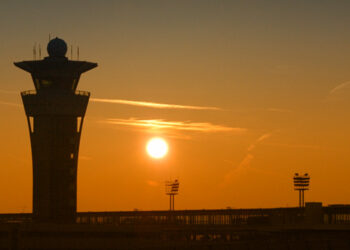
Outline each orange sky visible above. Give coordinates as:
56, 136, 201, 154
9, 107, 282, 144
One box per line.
1, 1, 350, 212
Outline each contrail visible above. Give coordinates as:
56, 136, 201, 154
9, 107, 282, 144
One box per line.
90, 98, 221, 110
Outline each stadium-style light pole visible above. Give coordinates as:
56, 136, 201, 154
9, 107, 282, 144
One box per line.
293, 173, 310, 208
165, 179, 179, 211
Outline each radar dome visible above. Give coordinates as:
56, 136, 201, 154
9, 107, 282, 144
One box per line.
47, 37, 67, 57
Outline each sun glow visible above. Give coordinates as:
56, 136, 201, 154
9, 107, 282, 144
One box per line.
146, 138, 168, 159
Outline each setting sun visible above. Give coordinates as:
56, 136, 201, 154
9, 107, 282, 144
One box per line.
146, 138, 168, 159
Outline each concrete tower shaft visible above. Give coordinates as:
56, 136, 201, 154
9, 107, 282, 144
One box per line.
14, 38, 97, 221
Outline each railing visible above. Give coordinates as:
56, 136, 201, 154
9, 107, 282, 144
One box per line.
324, 205, 350, 224
21, 90, 37, 96
0, 206, 350, 225
75, 90, 90, 96
73, 206, 350, 226
0, 213, 32, 223
76, 208, 303, 226
20, 90, 90, 97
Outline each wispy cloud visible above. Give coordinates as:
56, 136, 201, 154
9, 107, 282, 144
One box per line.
236, 153, 254, 170
237, 133, 271, 170
221, 133, 271, 187
0, 101, 21, 107
102, 118, 244, 133
91, 98, 221, 111
325, 81, 350, 102
247, 133, 272, 152
0, 89, 21, 107
329, 81, 350, 95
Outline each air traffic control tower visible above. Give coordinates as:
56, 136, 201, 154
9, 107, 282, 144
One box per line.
14, 38, 97, 222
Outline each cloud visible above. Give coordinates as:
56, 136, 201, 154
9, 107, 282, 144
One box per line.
247, 133, 272, 152
221, 155, 253, 188
102, 118, 245, 133
329, 81, 350, 95
0, 101, 21, 107
237, 153, 254, 169
2, 91, 222, 110
221, 133, 271, 187
90, 98, 221, 111
0, 90, 21, 107
325, 81, 350, 103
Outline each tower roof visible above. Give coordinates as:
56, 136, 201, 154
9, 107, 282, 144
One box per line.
14, 37, 97, 91
14, 60, 97, 75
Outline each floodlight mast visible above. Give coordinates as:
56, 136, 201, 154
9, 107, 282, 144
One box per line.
165, 180, 179, 211
293, 173, 310, 208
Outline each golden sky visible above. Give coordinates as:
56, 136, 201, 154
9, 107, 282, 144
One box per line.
1, 0, 350, 212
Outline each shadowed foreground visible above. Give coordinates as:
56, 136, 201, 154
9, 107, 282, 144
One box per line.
0, 203, 350, 249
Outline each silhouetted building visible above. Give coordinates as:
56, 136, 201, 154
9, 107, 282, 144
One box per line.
14, 38, 97, 222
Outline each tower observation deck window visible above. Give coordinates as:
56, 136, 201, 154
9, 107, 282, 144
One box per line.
34, 78, 40, 90
77, 117, 82, 133
72, 79, 78, 90
33, 77, 79, 90
41, 79, 52, 86
29, 116, 34, 133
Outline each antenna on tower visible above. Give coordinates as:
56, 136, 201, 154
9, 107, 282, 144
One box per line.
77, 46, 80, 61
38, 44, 41, 59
